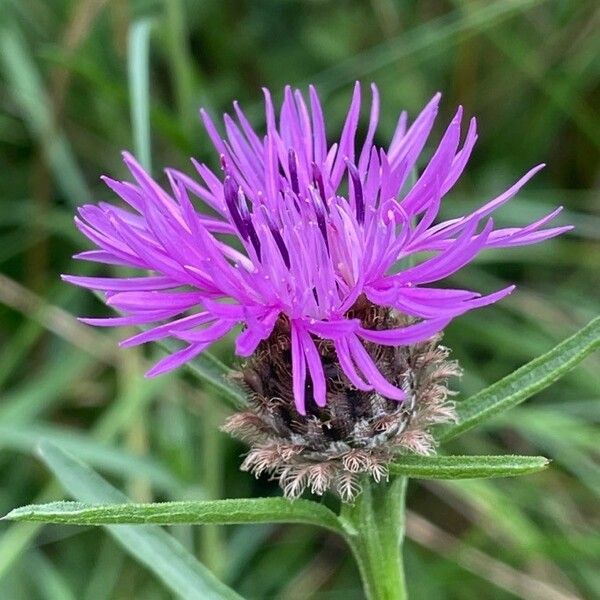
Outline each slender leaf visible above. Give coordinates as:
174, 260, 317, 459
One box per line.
439, 317, 600, 441
35, 442, 241, 600
128, 18, 153, 171
389, 455, 549, 479
3, 498, 345, 534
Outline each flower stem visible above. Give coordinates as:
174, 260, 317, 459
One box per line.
342, 476, 408, 600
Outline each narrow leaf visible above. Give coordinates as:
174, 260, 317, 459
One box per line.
36, 442, 241, 600
440, 316, 600, 441
3, 498, 345, 534
0, 24, 91, 206
389, 455, 549, 479
128, 19, 153, 172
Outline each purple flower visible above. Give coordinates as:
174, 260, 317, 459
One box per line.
64, 83, 570, 415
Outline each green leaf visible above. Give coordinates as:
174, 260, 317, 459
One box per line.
35, 442, 241, 600
439, 316, 600, 441
3, 498, 345, 534
389, 455, 549, 479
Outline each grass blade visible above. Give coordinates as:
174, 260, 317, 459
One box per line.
128, 18, 153, 171
313, 0, 545, 93
439, 316, 600, 441
0, 24, 90, 206
34, 442, 241, 600
163, 0, 197, 133
389, 455, 549, 479
0, 423, 181, 494
3, 498, 345, 534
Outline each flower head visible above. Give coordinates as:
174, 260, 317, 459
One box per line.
226, 307, 462, 500
65, 83, 569, 419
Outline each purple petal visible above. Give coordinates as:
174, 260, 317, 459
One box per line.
119, 311, 213, 347
299, 327, 327, 408
357, 317, 450, 346
309, 85, 327, 165
290, 323, 308, 415
358, 83, 380, 172
106, 290, 204, 312
235, 309, 279, 356
420, 164, 545, 245
73, 250, 132, 266
173, 319, 237, 343
306, 318, 360, 337
347, 335, 405, 401
334, 336, 373, 391
62, 274, 176, 292
146, 343, 207, 377
79, 311, 176, 327
331, 82, 361, 186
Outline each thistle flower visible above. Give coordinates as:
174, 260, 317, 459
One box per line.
65, 83, 570, 499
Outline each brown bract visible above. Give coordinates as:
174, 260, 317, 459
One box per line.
223, 302, 459, 502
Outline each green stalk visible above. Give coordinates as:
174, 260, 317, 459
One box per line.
341, 476, 408, 600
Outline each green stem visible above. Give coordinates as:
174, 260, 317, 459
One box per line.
200, 400, 226, 577
341, 476, 408, 600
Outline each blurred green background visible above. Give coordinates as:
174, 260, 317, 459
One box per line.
0, 0, 598, 598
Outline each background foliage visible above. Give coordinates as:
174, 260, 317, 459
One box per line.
0, 0, 598, 598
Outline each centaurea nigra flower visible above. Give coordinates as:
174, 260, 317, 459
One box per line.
65, 84, 569, 499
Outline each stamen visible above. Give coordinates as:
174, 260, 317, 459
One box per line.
346, 161, 365, 224
262, 204, 290, 268
224, 175, 249, 240
311, 162, 327, 209
224, 175, 261, 258
237, 189, 262, 259
309, 187, 329, 251
288, 149, 299, 195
